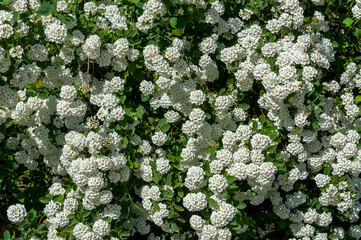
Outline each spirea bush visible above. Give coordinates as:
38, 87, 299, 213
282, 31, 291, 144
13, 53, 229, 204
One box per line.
2, 0, 361, 239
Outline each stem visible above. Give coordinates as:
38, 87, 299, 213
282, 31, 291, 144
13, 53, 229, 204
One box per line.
86, 56, 93, 117
184, 55, 216, 100
157, 31, 173, 44
36, 215, 46, 232
127, 193, 149, 217
87, 56, 90, 86
170, 127, 173, 145
3, 1, 15, 6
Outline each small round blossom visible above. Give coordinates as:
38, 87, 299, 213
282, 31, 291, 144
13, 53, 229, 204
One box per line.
9, 45, 23, 58
156, 158, 171, 174
28, 44, 49, 61
73, 223, 91, 239
208, 174, 228, 193
7, 204, 27, 223
44, 23, 67, 43
140, 80, 155, 96
0, 24, 13, 38
190, 90, 206, 106
183, 192, 207, 212
190, 215, 205, 231
164, 110, 179, 123
60, 85, 77, 101
93, 219, 111, 237
152, 131, 167, 146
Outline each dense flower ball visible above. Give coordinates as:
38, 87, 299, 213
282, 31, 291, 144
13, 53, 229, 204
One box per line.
44, 23, 67, 43
7, 204, 27, 223
208, 174, 228, 193
93, 219, 111, 236
183, 192, 207, 212
152, 131, 167, 146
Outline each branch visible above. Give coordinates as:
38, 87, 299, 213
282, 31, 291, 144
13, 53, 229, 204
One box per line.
184, 55, 216, 100
170, 127, 173, 145
87, 56, 90, 86
36, 215, 47, 232
259, 107, 267, 119
157, 31, 173, 44
3, 1, 15, 6
86, 56, 93, 117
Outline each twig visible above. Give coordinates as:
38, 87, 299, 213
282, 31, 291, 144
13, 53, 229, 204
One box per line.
86, 56, 93, 117
3, 1, 15, 6
87, 56, 90, 86
184, 55, 216, 99
157, 31, 173, 44
36, 215, 46, 232
127, 193, 149, 217
170, 127, 173, 145
260, 107, 267, 119
25, 218, 31, 229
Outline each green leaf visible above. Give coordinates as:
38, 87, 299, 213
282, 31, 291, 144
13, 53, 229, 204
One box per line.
177, 218, 186, 223
158, 118, 167, 126
27, 209, 37, 222
153, 201, 160, 211
122, 137, 128, 148
120, 231, 130, 237
3, 230, 10, 240
149, 161, 156, 170
343, 17, 354, 27
178, 7, 184, 15
323, 166, 331, 175
314, 108, 322, 115
268, 145, 277, 153
236, 201, 247, 209
174, 204, 184, 211
161, 124, 170, 132
170, 17, 177, 28
226, 176, 237, 184
53, 195, 63, 202
171, 223, 179, 233
126, 30, 137, 38
239, 103, 250, 111
163, 188, 174, 198
355, 28, 361, 39
355, 95, 361, 103
37, 2, 55, 16
38, 94, 47, 100
208, 198, 217, 205
97, 9, 106, 14
172, 28, 184, 36
153, 172, 160, 183
165, 174, 172, 186
39, 197, 51, 203
177, 189, 184, 198
0, 0, 12, 6
13, 12, 19, 23
58, 15, 75, 26
207, 148, 215, 154
331, 40, 339, 48
312, 121, 319, 129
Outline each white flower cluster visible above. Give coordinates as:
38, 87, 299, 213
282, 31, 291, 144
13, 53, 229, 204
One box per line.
136, 0, 166, 32
3, 0, 361, 239
7, 204, 27, 223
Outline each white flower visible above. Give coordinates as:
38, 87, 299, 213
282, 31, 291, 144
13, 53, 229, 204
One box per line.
7, 204, 27, 223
